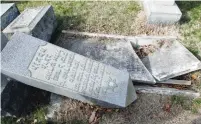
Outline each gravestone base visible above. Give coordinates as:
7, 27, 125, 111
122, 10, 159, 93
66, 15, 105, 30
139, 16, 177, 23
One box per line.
143, 0, 182, 24
3, 6, 57, 42
1, 80, 50, 117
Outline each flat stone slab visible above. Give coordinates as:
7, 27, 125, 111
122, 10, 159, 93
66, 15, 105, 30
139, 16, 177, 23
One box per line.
135, 85, 200, 98
0, 3, 20, 30
3, 5, 57, 42
140, 39, 201, 81
1, 33, 137, 108
56, 36, 155, 84
143, 0, 182, 24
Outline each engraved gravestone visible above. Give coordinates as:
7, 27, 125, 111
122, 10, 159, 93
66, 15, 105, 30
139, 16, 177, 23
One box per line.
1, 33, 137, 107
142, 40, 201, 81
3, 6, 57, 42
1, 3, 20, 30
56, 36, 155, 84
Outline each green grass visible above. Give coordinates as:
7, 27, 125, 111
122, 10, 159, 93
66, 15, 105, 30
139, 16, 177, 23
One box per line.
1, 107, 47, 124
191, 98, 201, 113
177, 1, 201, 59
171, 95, 201, 113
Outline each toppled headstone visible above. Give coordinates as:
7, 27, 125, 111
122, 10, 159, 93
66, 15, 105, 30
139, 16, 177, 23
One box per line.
140, 40, 201, 81
1, 33, 137, 108
0, 3, 20, 30
143, 0, 182, 24
3, 6, 57, 42
57, 35, 155, 84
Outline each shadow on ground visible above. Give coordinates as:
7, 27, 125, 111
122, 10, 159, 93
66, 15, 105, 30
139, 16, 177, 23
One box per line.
176, 1, 201, 24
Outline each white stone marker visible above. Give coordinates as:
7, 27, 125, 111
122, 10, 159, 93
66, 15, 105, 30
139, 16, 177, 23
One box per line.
153, 0, 175, 6
1, 33, 137, 108
3, 6, 57, 42
1, 3, 20, 30
143, 0, 182, 24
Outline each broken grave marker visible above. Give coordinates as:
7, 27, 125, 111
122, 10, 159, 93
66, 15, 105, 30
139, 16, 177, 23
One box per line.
1, 33, 137, 108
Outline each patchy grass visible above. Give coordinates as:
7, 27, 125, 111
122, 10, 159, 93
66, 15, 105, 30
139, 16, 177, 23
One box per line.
1, 107, 48, 124
176, 1, 201, 93
171, 95, 192, 110
171, 95, 201, 113
191, 98, 201, 113
177, 1, 201, 59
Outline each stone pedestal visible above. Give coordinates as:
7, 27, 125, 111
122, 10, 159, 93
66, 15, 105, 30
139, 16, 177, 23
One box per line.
3, 5, 57, 42
143, 0, 182, 24
0, 3, 20, 30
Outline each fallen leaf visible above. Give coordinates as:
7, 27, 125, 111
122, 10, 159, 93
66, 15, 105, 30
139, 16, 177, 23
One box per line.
89, 111, 96, 123
191, 74, 197, 80
163, 103, 171, 112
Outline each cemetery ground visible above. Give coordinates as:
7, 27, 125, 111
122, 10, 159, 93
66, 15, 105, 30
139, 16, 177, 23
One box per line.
1, 1, 201, 124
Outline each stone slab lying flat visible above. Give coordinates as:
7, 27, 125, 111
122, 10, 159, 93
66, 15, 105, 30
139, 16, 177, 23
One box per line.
143, 0, 182, 24
0, 3, 20, 30
158, 79, 191, 85
135, 86, 200, 98
1, 33, 137, 108
56, 35, 155, 84
3, 5, 57, 42
141, 40, 201, 81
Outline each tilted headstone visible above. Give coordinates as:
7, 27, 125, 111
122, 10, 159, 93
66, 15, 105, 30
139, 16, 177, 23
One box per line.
3, 6, 57, 42
141, 40, 201, 81
0, 3, 20, 30
57, 36, 155, 84
143, 0, 182, 24
1, 33, 137, 107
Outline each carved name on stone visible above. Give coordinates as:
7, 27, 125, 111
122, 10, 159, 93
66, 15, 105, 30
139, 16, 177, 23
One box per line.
29, 44, 119, 98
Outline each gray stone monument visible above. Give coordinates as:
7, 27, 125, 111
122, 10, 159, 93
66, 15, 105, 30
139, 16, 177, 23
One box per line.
143, 0, 182, 24
1, 32, 9, 93
141, 40, 201, 81
57, 36, 156, 84
3, 5, 57, 42
1, 3, 20, 30
1, 33, 137, 108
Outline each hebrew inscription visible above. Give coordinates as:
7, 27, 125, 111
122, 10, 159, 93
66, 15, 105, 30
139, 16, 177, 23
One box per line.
29, 44, 119, 98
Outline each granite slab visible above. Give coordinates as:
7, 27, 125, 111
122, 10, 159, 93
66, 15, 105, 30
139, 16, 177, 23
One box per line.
3, 6, 57, 42
141, 40, 201, 81
56, 36, 156, 84
0, 3, 20, 30
1, 33, 137, 108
